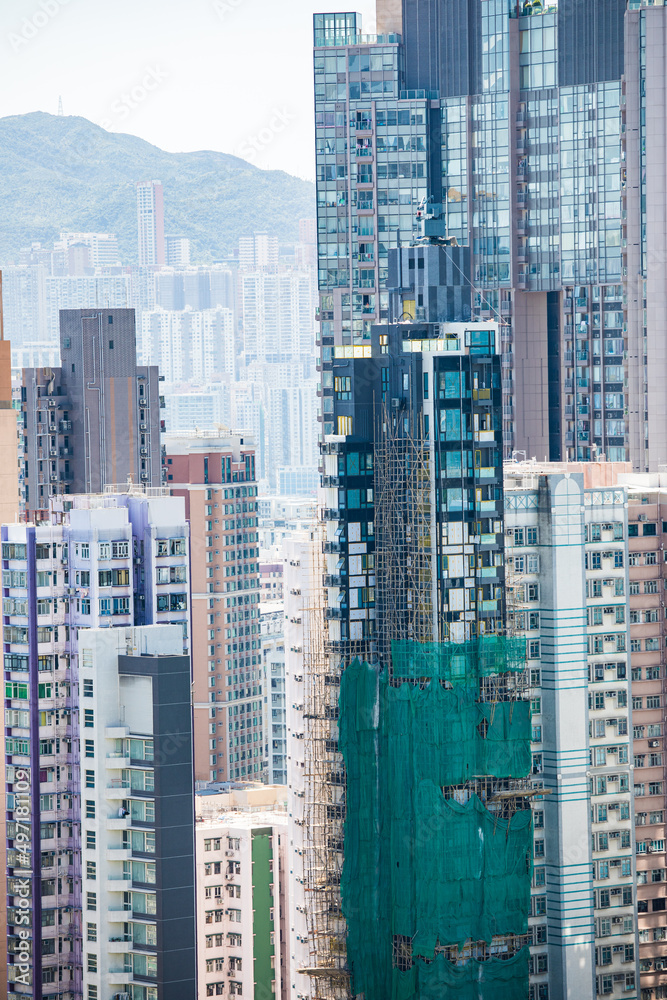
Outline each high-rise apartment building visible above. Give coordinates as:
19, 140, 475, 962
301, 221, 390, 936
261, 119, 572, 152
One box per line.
311, 1, 667, 470
0, 328, 19, 524
503, 462, 638, 1000
139, 306, 235, 384
622, 477, 667, 998
1, 265, 48, 345
162, 432, 263, 783
21, 308, 162, 517
293, 255, 537, 996
2, 490, 193, 999
78, 625, 196, 1000
239, 233, 279, 270
261, 600, 286, 785
195, 784, 289, 1000
241, 270, 314, 364
53, 233, 121, 270
155, 268, 235, 313
137, 181, 165, 268
164, 235, 191, 268
44, 275, 130, 341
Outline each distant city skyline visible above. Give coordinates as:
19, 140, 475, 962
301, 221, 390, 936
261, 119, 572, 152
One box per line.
0, 0, 375, 180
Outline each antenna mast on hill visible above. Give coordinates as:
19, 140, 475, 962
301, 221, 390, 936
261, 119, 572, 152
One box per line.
57, 96, 64, 116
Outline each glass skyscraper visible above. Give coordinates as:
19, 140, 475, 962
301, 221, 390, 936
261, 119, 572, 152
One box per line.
313, 0, 660, 468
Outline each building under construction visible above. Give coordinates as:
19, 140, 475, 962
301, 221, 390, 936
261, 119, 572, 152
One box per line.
293, 239, 534, 1000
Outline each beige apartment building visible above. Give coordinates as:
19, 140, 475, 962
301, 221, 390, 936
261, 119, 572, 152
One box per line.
164, 432, 263, 783
625, 477, 667, 998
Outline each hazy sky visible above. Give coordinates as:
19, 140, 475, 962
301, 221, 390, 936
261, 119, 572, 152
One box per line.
0, 0, 376, 181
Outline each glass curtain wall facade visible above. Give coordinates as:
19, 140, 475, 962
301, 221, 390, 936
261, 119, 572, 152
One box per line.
314, 1, 635, 469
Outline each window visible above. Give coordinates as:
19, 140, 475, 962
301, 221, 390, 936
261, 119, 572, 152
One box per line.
83, 679, 93, 698
84, 709, 94, 727
86, 892, 96, 911
86, 861, 96, 880
87, 954, 97, 973
85, 770, 95, 789
87, 923, 97, 942
85, 800, 95, 819
86, 830, 96, 849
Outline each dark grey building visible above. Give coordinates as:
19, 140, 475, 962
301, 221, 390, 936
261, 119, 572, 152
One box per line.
21, 309, 162, 517
301, 244, 535, 999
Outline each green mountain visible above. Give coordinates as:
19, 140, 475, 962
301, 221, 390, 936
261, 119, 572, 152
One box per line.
0, 112, 315, 263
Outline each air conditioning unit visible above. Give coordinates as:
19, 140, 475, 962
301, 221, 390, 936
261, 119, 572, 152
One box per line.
639, 514, 647, 522
225, 850, 234, 857
650, 740, 660, 748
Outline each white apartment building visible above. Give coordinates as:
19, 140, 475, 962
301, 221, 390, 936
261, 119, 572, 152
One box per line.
284, 529, 321, 1000
239, 233, 279, 270
195, 785, 289, 1000
162, 386, 230, 436
504, 463, 638, 1000
54, 233, 121, 269
240, 271, 314, 364
139, 306, 235, 384
44, 275, 130, 341
78, 624, 195, 1000
261, 601, 286, 785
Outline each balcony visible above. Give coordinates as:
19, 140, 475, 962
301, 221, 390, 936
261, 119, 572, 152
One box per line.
107, 876, 132, 892
59, 420, 72, 433
105, 818, 131, 834
107, 848, 132, 861
108, 936, 133, 953
106, 726, 130, 739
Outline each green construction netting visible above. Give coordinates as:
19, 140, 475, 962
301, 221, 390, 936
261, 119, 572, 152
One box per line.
385, 681, 531, 786
392, 949, 530, 1000
391, 635, 526, 684
339, 654, 532, 1000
